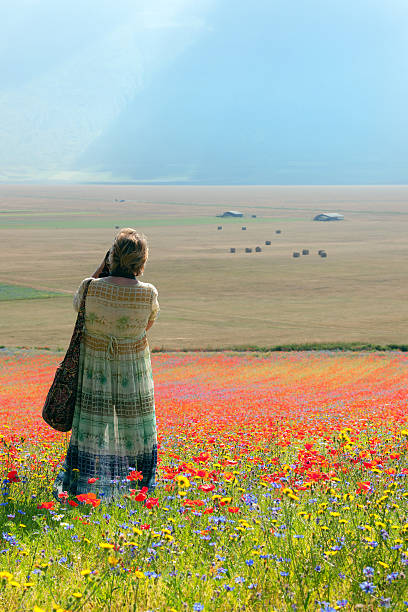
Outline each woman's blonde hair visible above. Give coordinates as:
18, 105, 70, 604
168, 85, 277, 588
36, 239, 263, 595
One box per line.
108, 228, 148, 276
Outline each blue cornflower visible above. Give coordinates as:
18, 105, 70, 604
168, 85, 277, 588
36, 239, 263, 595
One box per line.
245, 559, 254, 566
235, 576, 245, 584
193, 605, 204, 612
280, 571, 289, 576
319, 603, 337, 612
315, 565, 322, 572
359, 581, 376, 594
58, 557, 68, 564
386, 572, 399, 583
363, 566, 375, 577
336, 600, 348, 608
224, 584, 234, 591
380, 598, 391, 608
248, 583, 258, 589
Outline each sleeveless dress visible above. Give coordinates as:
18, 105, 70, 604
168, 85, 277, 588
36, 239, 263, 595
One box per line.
53, 276, 160, 502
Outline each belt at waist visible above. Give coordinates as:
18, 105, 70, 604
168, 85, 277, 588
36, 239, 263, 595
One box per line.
83, 330, 147, 359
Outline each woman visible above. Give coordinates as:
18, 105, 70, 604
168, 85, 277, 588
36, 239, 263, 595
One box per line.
53, 228, 160, 502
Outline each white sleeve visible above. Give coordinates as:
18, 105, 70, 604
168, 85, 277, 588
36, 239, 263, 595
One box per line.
73, 278, 93, 312
149, 286, 160, 321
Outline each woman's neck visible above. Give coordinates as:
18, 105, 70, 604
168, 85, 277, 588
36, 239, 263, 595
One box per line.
109, 269, 135, 279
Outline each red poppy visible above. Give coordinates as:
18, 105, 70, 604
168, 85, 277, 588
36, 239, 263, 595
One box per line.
144, 497, 159, 509
76, 493, 101, 507
356, 481, 371, 494
127, 470, 143, 481
87, 477, 99, 484
37, 501, 55, 510
198, 483, 215, 492
7, 470, 20, 483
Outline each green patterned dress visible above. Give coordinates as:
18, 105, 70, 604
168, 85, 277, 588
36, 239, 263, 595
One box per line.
53, 276, 160, 502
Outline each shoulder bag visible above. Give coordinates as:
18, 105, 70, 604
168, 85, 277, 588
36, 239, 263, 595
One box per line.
42, 278, 93, 432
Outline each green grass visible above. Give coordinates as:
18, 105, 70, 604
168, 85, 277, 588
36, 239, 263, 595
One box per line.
0, 284, 63, 301
150, 342, 408, 352
0, 215, 303, 230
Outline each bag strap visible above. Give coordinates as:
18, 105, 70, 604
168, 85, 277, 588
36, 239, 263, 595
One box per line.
75, 278, 93, 333
79, 278, 93, 313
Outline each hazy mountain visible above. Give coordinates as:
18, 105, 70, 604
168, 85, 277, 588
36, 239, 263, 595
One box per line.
1, 1, 408, 184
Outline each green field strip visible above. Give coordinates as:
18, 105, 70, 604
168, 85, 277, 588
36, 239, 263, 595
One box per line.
0, 284, 65, 301
0, 215, 304, 230
0, 210, 92, 217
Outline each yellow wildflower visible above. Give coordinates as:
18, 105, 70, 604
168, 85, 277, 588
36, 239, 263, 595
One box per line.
175, 475, 190, 488
134, 570, 145, 579
108, 557, 119, 566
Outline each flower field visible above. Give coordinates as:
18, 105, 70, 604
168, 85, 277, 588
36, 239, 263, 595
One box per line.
1, 350, 408, 611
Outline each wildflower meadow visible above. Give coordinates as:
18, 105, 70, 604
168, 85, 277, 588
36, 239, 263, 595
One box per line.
0, 350, 408, 611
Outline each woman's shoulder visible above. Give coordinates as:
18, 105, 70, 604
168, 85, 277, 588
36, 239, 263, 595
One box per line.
137, 281, 158, 294
76, 277, 94, 291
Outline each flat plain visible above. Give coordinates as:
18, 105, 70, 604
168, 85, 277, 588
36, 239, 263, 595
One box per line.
0, 184, 407, 350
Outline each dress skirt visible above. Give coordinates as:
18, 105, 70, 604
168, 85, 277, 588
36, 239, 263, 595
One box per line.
53, 329, 157, 502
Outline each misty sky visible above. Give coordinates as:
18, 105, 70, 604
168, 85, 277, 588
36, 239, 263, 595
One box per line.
1, 0, 408, 184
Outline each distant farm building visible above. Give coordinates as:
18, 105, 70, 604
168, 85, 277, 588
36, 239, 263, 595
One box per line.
314, 212, 344, 221
216, 210, 244, 218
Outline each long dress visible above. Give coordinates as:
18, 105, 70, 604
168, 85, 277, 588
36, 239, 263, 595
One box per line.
53, 276, 160, 502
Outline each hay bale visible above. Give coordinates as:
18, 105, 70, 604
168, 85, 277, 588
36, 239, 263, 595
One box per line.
252, 214, 257, 218
293, 252, 300, 258
242, 226, 247, 230
245, 247, 252, 253
217, 226, 222, 230
255, 246, 262, 252
320, 251, 327, 258
302, 249, 309, 255
276, 230, 281, 234
115, 225, 120, 229
230, 247, 236, 253
265, 240, 271, 245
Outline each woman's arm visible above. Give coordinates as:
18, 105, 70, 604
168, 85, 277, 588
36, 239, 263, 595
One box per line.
146, 286, 160, 332
92, 250, 110, 278
146, 318, 155, 332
